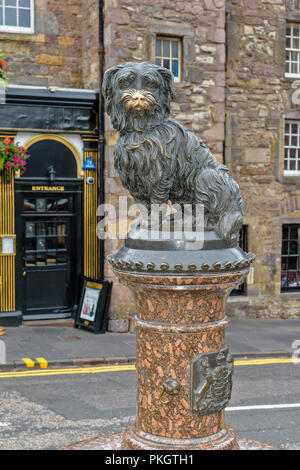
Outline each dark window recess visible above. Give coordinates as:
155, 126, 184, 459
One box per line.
281, 224, 300, 291
230, 226, 248, 296
24, 140, 77, 179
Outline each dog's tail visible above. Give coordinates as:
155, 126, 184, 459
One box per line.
195, 167, 243, 244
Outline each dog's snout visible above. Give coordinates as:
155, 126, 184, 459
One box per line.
132, 92, 146, 107
132, 92, 145, 101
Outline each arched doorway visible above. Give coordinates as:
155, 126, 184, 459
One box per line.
15, 135, 84, 320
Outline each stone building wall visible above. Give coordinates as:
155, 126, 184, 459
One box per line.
81, 0, 99, 89
0, 0, 84, 88
103, 0, 228, 331
226, 0, 300, 319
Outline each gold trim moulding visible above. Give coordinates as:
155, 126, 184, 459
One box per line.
0, 234, 16, 257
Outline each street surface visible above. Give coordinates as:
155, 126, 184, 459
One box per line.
0, 360, 299, 450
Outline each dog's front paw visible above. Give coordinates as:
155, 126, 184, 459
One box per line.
217, 212, 243, 245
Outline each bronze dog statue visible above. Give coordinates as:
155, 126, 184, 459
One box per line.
102, 61, 243, 243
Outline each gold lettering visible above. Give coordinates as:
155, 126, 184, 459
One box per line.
32, 186, 64, 192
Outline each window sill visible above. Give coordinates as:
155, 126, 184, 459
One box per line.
281, 291, 300, 297
0, 27, 34, 35
285, 73, 300, 79
278, 172, 300, 184
228, 296, 249, 303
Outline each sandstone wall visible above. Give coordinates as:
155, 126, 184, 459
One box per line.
226, 0, 300, 319
1, 0, 83, 88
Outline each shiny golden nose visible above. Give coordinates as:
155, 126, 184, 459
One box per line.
132, 92, 146, 106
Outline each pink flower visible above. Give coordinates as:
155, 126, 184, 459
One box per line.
5, 162, 12, 169
6, 180, 11, 185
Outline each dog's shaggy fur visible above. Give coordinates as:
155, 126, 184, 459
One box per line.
102, 61, 243, 243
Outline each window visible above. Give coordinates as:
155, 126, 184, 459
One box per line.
281, 224, 300, 291
230, 225, 248, 296
155, 37, 181, 81
286, 24, 300, 77
0, 0, 34, 34
284, 121, 300, 173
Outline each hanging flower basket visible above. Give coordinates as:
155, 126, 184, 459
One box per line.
0, 52, 8, 87
0, 138, 30, 184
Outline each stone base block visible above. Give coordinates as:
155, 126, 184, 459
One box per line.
121, 423, 238, 450
62, 431, 279, 450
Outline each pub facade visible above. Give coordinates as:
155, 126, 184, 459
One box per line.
0, 86, 101, 324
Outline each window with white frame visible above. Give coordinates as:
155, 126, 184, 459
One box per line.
284, 121, 300, 172
286, 24, 300, 77
0, 0, 34, 34
155, 37, 181, 82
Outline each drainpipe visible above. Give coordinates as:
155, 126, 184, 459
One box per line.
98, 0, 105, 281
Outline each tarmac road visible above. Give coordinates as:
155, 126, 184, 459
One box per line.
0, 360, 299, 450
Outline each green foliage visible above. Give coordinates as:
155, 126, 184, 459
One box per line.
0, 138, 30, 184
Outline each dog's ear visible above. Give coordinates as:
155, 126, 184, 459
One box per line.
102, 65, 122, 99
157, 67, 176, 100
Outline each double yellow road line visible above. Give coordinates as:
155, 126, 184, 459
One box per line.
0, 357, 298, 379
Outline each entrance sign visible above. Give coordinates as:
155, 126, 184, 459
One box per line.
75, 278, 112, 334
32, 186, 65, 192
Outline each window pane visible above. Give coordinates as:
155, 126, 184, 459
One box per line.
292, 123, 298, 133
163, 58, 170, 70
287, 26, 291, 36
293, 26, 300, 37
172, 59, 179, 77
24, 199, 36, 211
290, 240, 298, 254
47, 199, 56, 211
156, 39, 161, 57
163, 39, 170, 57
155, 58, 161, 66
19, 8, 30, 27
25, 238, 35, 251
5, 0, 16, 6
5, 7, 17, 26
19, 0, 30, 7
293, 37, 300, 49
57, 198, 71, 211
0, 7, 2, 25
36, 199, 46, 213
172, 40, 179, 58
290, 225, 299, 239
288, 257, 297, 270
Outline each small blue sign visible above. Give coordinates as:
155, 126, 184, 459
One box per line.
82, 157, 96, 170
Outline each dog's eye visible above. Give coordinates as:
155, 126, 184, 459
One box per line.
119, 76, 135, 88
143, 79, 158, 89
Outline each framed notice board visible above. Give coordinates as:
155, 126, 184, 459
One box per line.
75, 278, 112, 334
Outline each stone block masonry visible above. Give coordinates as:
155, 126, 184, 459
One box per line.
226, 0, 300, 320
